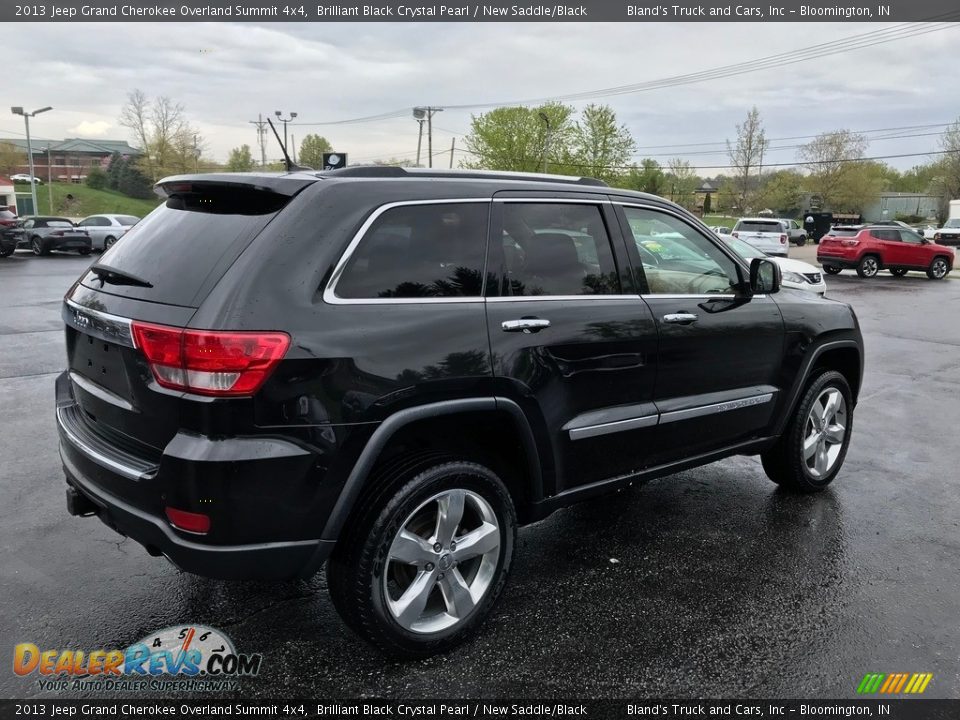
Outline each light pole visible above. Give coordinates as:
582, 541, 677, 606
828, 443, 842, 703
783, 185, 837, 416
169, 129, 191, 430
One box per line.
39, 145, 53, 212
412, 108, 426, 167
11, 105, 52, 216
274, 111, 297, 157
414, 107, 443, 168
539, 112, 552, 173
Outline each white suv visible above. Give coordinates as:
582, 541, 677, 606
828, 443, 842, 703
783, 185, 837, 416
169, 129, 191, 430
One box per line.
732, 218, 789, 257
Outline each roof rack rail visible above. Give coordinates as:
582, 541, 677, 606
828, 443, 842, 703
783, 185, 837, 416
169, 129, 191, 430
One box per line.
322, 166, 608, 187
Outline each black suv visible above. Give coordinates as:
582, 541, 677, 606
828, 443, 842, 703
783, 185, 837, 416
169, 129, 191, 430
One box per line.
57, 168, 863, 657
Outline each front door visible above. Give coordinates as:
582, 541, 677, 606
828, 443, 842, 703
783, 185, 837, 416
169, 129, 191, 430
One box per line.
484, 196, 659, 493
616, 203, 785, 466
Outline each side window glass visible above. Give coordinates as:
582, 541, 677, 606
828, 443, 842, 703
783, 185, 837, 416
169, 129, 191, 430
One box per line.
622, 207, 741, 295
500, 203, 619, 296
334, 203, 488, 299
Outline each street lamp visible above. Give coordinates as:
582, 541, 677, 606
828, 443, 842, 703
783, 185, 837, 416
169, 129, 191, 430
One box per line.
274, 110, 297, 157
11, 105, 52, 216
412, 108, 426, 167
413, 107, 443, 168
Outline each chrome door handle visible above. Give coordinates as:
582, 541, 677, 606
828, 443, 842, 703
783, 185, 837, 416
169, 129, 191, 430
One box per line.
502, 318, 551, 333
663, 312, 698, 325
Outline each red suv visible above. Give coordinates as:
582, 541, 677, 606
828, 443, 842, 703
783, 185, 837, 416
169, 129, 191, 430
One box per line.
818, 225, 955, 280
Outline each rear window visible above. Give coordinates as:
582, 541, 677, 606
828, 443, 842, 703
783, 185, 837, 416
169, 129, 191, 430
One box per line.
734, 221, 782, 233
117, 215, 140, 226
829, 228, 860, 237
79, 185, 289, 308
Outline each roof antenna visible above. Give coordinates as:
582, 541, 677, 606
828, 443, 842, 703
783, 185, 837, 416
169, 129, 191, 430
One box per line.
266, 117, 312, 171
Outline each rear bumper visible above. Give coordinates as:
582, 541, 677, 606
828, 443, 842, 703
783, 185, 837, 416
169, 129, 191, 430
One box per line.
55, 371, 333, 581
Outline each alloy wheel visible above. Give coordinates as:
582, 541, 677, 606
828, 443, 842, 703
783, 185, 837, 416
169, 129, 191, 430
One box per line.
860, 257, 878, 277
931, 258, 948, 279
803, 388, 847, 479
383, 488, 501, 634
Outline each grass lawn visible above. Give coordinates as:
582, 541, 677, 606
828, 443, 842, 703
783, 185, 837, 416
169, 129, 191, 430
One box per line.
702, 215, 741, 227
15, 182, 161, 219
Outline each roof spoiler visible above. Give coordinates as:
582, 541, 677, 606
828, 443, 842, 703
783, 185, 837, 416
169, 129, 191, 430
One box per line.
154, 173, 318, 198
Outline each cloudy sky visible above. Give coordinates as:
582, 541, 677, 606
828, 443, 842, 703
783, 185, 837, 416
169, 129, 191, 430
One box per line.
5, 21, 958, 173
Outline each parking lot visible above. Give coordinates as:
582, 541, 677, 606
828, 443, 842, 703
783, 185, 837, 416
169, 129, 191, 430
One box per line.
1, 247, 959, 699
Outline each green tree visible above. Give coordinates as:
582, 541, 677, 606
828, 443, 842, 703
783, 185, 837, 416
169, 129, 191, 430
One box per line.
226, 144, 255, 172
298, 134, 333, 169
665, 158, 698, 209
756, 169, 805, 215
106, 153, 125, 190
624, 158, 666, 195
565, 104, 636, 183
85, 166, 108, 190
463, 102, 575, 173
0, 142, 26, 176
119, 162, 153, 199
929, 118, 960, 221
798, 129, 869, 210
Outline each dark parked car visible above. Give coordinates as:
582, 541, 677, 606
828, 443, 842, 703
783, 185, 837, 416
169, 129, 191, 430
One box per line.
11, 216, 91, 256
57, 168, 864, 657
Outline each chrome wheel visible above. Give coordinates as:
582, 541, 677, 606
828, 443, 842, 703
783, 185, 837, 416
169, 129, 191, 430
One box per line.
383, 488, 501, 634
803, 388, 847, 479
859, 256, 878, 277
930, 258, 948, 279
31, 238, 42, 256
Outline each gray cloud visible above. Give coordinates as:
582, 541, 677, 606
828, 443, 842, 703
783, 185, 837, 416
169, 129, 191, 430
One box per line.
4, 21, 957, 171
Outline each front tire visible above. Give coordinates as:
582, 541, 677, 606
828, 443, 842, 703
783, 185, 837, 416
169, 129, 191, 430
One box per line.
31, 237, 49, 256
927, 256, 949, 280
762, 370, 853, 493
856, 255, 880, 278
328, 458, 516, 658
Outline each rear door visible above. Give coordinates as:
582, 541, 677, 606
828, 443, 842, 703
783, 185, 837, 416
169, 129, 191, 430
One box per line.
617, 203, 785, 465
484, 195, 659, 492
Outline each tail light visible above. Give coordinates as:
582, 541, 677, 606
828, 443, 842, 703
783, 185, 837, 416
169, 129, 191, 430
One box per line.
731, 231, 739, 238
841, 239, 860, 247
780, 234, 787, 244
165, 507, 210, 535
131, 321, 290, 397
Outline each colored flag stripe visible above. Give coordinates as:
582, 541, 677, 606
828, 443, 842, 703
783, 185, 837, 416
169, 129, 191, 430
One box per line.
904, 674, 919, 693
856, 675, 873, 694
869, 674, 886, 693
893, 674, 909, 693
917, 674, 933, 693
880, 675, 896, 693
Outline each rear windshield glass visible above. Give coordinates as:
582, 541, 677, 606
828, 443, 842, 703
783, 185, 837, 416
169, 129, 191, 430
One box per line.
117, 215, 140, 226
47, 221, 74, 228
734, 221, 782, 233
79, 186, 288, 307
829, 228, 860, 237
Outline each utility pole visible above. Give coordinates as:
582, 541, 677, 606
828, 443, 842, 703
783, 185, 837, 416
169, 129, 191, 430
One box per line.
539, 112, 552, 173
414, 107, 443, 168
415, 117, 425, 167
192, 134, 200, 172
249, 114, 268, 167
290, 135, 296, 164
46, 146, 52, 212
449, 138, 455, 169
10, 105, 52, 215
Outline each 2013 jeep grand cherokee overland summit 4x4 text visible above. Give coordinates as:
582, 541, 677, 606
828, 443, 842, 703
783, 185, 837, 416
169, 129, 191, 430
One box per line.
56, 168, 863, 657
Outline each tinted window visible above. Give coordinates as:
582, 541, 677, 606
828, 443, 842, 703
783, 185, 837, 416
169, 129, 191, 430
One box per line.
117, 216, 140, 226
734, 221, 783, 233
336, 203, 488, 299
624, 207, 740, 295
47, 221, 73, 228
499, 203, 619, 296
79, 186, 289, 307
871, 229, 899, 241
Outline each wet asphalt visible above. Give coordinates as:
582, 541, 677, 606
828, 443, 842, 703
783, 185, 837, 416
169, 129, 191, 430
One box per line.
1, 249, 958, 700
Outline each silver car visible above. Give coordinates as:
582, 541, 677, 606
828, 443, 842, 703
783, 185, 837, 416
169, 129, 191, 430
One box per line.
75, 214, 140, 251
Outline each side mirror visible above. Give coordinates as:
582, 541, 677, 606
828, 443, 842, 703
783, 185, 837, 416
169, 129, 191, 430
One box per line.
749, 258, 781, 294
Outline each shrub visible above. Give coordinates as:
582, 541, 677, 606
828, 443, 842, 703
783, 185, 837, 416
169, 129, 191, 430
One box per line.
86, 166, 107, 190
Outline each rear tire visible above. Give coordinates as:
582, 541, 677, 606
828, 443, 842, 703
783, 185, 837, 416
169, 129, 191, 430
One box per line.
856, 255, 880, 278
762, 370, 853, 493
104, 236, 117, 250
31, 237, 49, 256
822, 265, 842, 275
889, 268, 908, 277
0, 246, 13, 258
328, 458, 516, 658
927, 256, 950, 280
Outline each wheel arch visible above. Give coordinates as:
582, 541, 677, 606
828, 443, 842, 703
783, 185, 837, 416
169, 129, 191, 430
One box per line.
317, 398, 543, 546
772, 339, 863, 437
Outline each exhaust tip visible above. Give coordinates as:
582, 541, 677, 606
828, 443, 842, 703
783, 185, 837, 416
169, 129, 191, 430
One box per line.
65, 486, 97, 517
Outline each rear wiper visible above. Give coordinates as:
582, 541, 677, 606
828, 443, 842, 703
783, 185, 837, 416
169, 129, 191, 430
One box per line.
90, 264, 154, 288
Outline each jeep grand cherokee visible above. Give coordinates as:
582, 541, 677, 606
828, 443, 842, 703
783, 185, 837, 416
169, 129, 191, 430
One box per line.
57, 167, 863, 657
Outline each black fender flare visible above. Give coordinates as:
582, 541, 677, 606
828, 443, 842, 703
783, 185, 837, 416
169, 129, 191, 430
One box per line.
771, 338, 863, 437
299, 397, 542, 577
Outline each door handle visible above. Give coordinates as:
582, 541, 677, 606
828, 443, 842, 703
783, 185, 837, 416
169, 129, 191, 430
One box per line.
502, 318, 551, 333
663, 312, 698, 325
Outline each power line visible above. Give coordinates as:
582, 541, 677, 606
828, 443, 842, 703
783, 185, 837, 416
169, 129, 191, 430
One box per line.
285, 18, 958, 127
